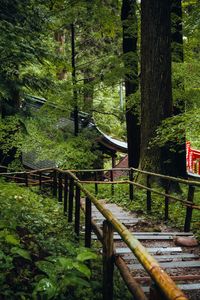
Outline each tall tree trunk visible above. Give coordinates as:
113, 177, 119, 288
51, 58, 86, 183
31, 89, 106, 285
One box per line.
121, 0, 140, 168
171, 0, 187, 177
140, 0, 173, 174
71, 23, 79, 136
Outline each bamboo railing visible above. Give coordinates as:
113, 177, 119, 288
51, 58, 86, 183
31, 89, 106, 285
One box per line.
1, 166, 200, 299
69, 167, 200, 232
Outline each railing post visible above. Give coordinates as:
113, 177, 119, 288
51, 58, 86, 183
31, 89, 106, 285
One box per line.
64, 174, 68, 215
129, 168, 134, 200
150, 283, 163, 300
94, 171, 98, 195
58, 172, 63, 202
146, 174, 151, 212
85, 196, 92, 248
103, 220, 114, 300
164, 180, 170, 221
39, 172, 42, 190
110, 170, 114, 196
75, 186, 81, 237
68, 178, 74, 223
25, 172, 29, 187
53, 170, 57, 197
184, 185, 195, 232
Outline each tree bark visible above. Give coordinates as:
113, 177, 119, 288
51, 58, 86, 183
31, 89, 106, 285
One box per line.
71, 23, 79, 136
140, 0, 173, 174
171, 0, 187, 178
121, 0, 140, 168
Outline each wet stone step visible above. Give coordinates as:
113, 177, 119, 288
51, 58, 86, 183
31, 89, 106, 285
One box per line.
115, 232, 193, 236
92, 218, 139, 224
92, 233, 184, 240
115, 247, 183, 254
121, 253, 199, 262
142, 283, 200, 293
92, 216, 139, 221
128, 260, 200, 271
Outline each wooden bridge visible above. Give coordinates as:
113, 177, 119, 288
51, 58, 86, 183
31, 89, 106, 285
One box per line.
0, 167, 200, 300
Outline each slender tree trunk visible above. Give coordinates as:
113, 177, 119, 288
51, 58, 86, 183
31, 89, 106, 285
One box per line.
121, 0, 140, 168
71, 23, 79, 136
140, 0, 173, 174
171, 0, 187, 178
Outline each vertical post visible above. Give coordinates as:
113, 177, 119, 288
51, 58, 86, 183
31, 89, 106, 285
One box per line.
164, 180, 170, 221
184, 185, 195, 232
58, 172, 63, 202
85, 196, 92, 248
68, 178, 74, 223
146, 174, 151, 212
64, 174, 68, 215
39, 172, 42, 190
103, 220, 114, 300
111, 155, 116, 171
129, 168, 134, 200
53, 170, 57, 197
94, 172, 98, 195
71, 23, 78, 136
110, 170, 114, 196
149, 283, 163, 300
25, 172, 29, 187
75, 186, 81, 237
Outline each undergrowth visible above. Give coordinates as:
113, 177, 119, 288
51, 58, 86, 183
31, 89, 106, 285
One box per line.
0, 180, 99, 299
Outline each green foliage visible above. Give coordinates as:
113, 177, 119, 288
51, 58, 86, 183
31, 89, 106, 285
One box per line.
22, 113, 100, 169
0, 180, 98, 299
0, 0, 55, 105
151, 105, 200, 149
0, 116, 25, 169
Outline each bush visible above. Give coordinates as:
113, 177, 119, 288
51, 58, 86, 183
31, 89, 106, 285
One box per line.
0, 180, 98, 299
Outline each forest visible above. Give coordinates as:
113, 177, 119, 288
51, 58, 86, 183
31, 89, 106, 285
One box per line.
0, 0, 200, 299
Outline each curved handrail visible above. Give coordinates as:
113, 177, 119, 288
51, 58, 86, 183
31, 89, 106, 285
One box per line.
0, 167, 190, 299
59, 169, 187, 300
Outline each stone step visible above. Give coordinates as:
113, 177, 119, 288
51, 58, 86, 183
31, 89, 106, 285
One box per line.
115, 247, 183, 255
129, 260, 200, 271
142, 283, 200, 293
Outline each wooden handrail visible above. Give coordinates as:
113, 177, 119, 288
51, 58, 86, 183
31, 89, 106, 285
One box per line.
59, 169, 187, 300
1, 167, 199, 210
79, 179, 200, 210
1, 166, 200, 186
0, 167, 190, 299
66, 167, 200, 187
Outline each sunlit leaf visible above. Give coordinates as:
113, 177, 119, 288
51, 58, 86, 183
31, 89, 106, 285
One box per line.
5, 234, 20, 245
73, 262, 91, 279
11, 247, 31, 261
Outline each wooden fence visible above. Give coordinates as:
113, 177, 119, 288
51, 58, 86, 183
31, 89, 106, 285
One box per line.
1, 167, 200, 299
68, 167, 200, 233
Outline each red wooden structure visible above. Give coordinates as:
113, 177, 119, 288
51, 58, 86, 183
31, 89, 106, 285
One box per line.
186, 141, 200, 175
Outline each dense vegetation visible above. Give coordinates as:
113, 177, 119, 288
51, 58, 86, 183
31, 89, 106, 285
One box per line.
0, 0, 199, 173
0, 180, 101, 299
0, 1, 199, 298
